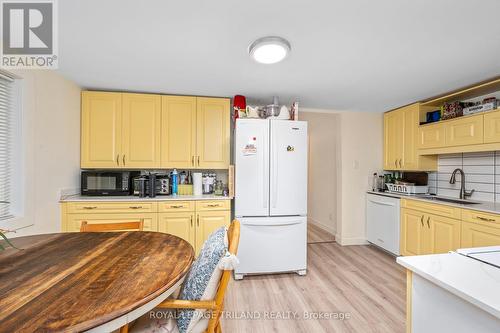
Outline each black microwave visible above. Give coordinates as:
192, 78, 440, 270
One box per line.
81, 171, 140, 196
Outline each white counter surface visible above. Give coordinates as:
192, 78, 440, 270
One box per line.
60, 194, 232, 202
367, 191, 500, 215
397, 252, 500, 319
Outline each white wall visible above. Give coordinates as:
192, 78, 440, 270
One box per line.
336, 111, 383, 245
300, 111, 339, 234
301, 109, 383, 245
0, 70, 81, 237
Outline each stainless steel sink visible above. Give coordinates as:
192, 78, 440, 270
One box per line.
423, 196, 481, 205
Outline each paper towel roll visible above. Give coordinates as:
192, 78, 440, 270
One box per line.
193, 173, 203, 196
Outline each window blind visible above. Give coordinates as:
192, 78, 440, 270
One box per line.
0, 75, 13, 220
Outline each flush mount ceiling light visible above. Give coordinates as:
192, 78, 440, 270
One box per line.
249, 36, 291, 64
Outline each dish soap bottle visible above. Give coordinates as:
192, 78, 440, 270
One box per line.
172, 169, 178, 195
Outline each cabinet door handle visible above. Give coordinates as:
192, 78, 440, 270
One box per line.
394, 159, 398, 167
197, 156, 200, 166
207, 204, 220, 207
116, 154, 119, 166
129, 206, 143, 209
170, 205, 184, 209
476, 216, 496, 222
399, 159, 403, 168
420, 215, 424, 227
191, 156, 194, 167
426, 216, 430, 228
123, 155, 126, 165
190, 216, 193, 227
83, 206, 97, 210
197, 215, 200, 227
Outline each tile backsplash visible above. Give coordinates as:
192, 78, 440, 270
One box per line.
428, 151, 500, 202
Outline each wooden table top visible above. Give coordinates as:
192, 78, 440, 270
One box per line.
0, 232, 194, 332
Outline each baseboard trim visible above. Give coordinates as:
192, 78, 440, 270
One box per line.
308, 218, 336, 235
335, 236, 369, 246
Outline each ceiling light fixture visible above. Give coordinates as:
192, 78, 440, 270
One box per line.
249, 36, 291, 64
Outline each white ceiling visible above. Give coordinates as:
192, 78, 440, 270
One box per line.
58, 0, 500, 112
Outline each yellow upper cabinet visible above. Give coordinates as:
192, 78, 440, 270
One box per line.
196, 97, 230, 169
418, 122, 446, 149
82, 92, 230, 169
483, 110, 500, 144
384, 110, 403, 170
384, 103, 437, 171
81, 92, 122, 168
161, 96, 197, 168
122, 94, 161, 168
445, 114, 483, 147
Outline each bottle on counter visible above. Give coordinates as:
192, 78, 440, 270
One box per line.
172, 169, 178, 195
372, 173, 378, 191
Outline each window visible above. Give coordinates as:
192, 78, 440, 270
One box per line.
0, 71, 19, 220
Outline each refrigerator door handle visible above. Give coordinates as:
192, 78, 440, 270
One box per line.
271, 126, 278, 208
263, 127, 268, 209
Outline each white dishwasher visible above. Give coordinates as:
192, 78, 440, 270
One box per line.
366, 193, 400, 255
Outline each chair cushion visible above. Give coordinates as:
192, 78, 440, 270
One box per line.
130, 311, 208, 333
176, 227, 227, 333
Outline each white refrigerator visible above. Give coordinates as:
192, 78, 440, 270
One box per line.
234, 119, 308, 280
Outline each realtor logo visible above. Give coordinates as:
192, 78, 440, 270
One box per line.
1, 0, 58, 69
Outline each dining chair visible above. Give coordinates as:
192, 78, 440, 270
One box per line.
128, 220, 240, 333
80, 220, 144, 232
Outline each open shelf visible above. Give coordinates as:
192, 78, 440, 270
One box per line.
421, 77, 500, 108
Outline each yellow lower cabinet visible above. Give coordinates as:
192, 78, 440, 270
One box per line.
65, 213, 157, 232
426, 215, 461, 254
401, 208, 460, 255
401, 208, 425, 256
195, 210, 230, 255
461, 221, 500, 248
158, 212, 195, 249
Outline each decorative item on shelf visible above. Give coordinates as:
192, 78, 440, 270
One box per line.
463, 97, 498, 116
233, 95, 246, 121
441, 101, 464, 120
276, 105, 290, 119
290, 100, 299, 120
425, 110, 441, 123
245, 105, 260, 118
265, 96, 281, 118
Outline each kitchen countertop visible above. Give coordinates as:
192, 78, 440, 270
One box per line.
60, 194, 232, 202
397, 252, 500, 319
367, 190, 500, 215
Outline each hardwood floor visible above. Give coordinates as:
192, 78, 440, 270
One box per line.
307, 223, 336, 244
223, 243, 406, 332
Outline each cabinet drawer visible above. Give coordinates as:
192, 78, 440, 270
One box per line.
66, 213, 157, 232
461, 221, 500, 248
401, 199, 461, 219
67, 201, 157, 214
158, 201, 195, 212
462, 209, 500, 227
195, 200, 231, 211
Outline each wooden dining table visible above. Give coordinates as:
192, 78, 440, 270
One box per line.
0, 232, 194, 332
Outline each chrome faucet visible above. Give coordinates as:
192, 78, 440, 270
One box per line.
449, 168, 475, 199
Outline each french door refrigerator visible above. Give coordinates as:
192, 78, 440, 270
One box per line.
234, 119, 308, 280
